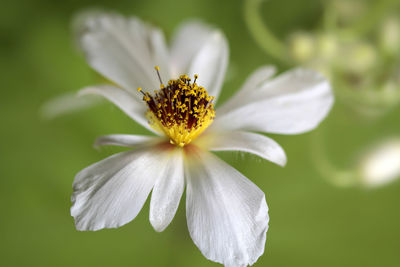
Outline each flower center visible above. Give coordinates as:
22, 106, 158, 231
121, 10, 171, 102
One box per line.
138, 67, 215, 147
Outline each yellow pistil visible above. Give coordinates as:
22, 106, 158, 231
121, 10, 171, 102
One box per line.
139, 68, 215, 147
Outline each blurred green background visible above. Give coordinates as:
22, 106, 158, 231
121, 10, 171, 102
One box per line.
1, 0, 400, 266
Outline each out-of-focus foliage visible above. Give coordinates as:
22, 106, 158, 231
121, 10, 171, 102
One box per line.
1, 0, 400, 266
246, 0, 400, 118
245, 0, 400, 189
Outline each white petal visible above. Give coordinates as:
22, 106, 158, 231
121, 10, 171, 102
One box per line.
150, 28, 171, 84
186, 32, 228, 100
170, 21, 217, 76
79, 85, 158, 134
40, 92, 103, 120
217, 65, 276, 115
238, 65, 277, 94
149, 149, 184, 232
94, 134, 160, 148
213, 68, 334, 134
196, 131, 286, 166
71, 146, 169, 231
170, 21, 229, 100
78, 13, 169, 93
185, 150, 269, 266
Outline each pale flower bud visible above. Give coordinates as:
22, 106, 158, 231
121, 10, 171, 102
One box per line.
358, 139, 400, 187
288, 32, 315, 62
317, 33, 338, 60
380, 17, 400, 56
333, 0, 366, 25
343, 42, 377, 74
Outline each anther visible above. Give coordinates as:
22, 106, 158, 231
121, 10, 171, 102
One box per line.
141, 70, 215, 147
137, 87, 146, 96
154, 66, 163, 85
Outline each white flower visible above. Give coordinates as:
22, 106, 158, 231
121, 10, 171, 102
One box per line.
70, 12, 334, 267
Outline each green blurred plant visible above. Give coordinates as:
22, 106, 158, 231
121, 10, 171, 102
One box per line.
244, 0, 400, 188
245, 0, 400, 118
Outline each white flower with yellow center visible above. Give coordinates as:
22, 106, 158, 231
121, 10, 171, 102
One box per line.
71, 12, 334, 267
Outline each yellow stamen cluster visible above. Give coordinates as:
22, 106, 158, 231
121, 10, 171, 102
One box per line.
139, 71, 215, 147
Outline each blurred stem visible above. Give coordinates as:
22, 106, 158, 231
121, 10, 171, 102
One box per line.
338, 0, 398, 39
334, 75, 400, 119
243, 0, 289, 65
310, 128, 357, 187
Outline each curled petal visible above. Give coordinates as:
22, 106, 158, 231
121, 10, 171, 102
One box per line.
196, 130, 286, 166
